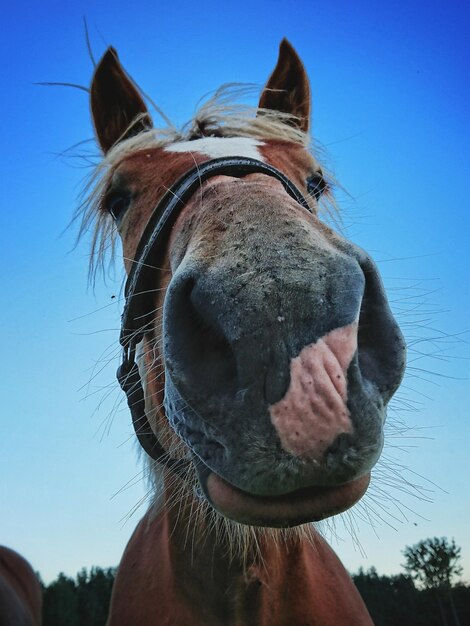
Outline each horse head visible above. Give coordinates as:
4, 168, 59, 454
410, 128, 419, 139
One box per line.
88, 40, 406, 529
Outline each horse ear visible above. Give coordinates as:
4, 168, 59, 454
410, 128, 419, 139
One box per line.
90, 47, 152, 153
258, 38, 310, 133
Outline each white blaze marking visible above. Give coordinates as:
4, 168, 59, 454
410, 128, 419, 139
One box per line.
165, 136, 264, 160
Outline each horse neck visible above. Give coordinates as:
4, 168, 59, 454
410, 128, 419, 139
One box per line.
151, 477, 373, 626
109, 476, 372, 625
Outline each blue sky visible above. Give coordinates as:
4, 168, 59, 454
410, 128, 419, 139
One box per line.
1, 0, 469, 583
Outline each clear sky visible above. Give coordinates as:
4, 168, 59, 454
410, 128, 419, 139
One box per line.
1, 0, 469, 584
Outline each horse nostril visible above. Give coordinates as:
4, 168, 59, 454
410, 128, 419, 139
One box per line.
164, 272, 238, 399
357, 255, 406, 401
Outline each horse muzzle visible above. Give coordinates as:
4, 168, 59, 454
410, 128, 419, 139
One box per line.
161, 204, 406, 526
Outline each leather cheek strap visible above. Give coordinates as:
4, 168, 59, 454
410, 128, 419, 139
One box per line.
117, 346, 189, 476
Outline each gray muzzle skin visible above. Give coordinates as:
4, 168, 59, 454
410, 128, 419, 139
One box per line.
163, 231, 405, 497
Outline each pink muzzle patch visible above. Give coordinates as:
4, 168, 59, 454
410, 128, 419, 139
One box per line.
269, 322, 358, 460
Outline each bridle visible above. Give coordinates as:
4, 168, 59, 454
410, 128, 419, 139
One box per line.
116, 155, 312, 477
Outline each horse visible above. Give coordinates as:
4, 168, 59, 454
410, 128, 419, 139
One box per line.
84, 39, 406, 625
0, 546, 42, 625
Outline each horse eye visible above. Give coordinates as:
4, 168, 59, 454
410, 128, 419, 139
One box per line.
105, 191, 132, 224
306, 172, 326, 200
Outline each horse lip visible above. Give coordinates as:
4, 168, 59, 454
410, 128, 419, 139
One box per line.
194, 457, 370, 528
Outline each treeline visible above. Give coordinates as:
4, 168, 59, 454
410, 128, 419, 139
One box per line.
40, 565, 470, 626
353, 567, 470, 626
41, 567, 115, 626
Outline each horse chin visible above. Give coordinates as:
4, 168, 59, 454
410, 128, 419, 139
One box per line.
195, 461, 370, 528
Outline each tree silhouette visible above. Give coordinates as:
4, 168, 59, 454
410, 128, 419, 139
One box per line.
403, 538, 463, 590
42, 573, 79, 626
403, 537, 463, 626
42, 566, 116, 626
